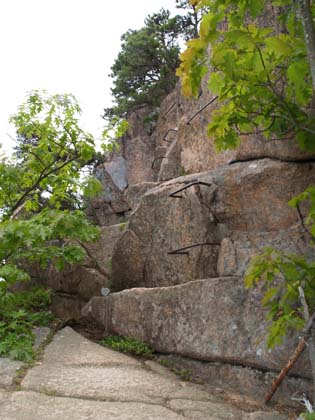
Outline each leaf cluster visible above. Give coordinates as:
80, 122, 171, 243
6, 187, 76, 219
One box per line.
0, 287, 52, 362
100, 335, 153, 357
6, 91, 99, 215
245, 248, 314, 348
177, 0, 315, 151
101, 116, 128, 153
0, 91, 101, 300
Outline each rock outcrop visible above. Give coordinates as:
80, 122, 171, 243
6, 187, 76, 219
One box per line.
29, 65, 315, 403
83, 277, 310, 377
79, 81, 315, 404
111, 159, 313, 290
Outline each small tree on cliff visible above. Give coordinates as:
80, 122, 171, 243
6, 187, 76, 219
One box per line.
104, 9, 182, 118
104, 6, 204, 119
177, 0, 315, 408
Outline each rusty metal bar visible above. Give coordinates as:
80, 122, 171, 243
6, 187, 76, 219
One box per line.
163, 128, 178, 143
168, 242, 220, 255
162, 102, 176, 120
151, 156, 167, 169
169, 181, 212, 199
186, 96, 219, 125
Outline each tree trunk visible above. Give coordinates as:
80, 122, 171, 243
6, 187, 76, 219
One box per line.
297, 0, 315, 94
299, 286, 315, 405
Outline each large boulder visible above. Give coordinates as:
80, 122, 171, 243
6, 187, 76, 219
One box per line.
83, 277, 311, 378
111, 159, 315, 290
112, 174, 220, 291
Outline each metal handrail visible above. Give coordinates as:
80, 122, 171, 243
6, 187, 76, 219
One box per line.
168, 242, 220, 255
162, 102, 176, 120
163, 128, 177, 143
169, 181, 212, 199
186, 96, 218, 125
151, 156, 167, 169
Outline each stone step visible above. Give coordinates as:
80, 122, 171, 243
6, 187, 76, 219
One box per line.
82, 278, 312, 405
0, 327, 288, 420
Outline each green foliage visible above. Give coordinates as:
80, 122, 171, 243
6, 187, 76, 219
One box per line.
0, 287, 52, 362
104, 9, 184, 118
6, 90, 100, 214
158, 358, 192, 380
302, 412, 315, 420
100, 335, 153, 357
245, 248, 313, 348
119, 222, 127, 231
177, 0, 315, 151
176, 0, 206, 40
101, 116, 128, 152
289, 186, 315, 237
0, 90, 101, 303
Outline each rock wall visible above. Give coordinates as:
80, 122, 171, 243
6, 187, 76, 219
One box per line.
111, 160, 313, 289
80, 81, 315, 403
31, 70, 315, 400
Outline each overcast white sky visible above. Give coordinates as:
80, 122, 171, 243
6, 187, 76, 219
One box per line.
0, 0, 180, 154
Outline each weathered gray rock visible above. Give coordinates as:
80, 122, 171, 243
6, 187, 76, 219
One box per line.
158, 139, 183, 181
111, 229, 146, 291
154, 85, 180, 150
210, 159, 314, 232
244, 413, 287, 420
87, 165, 130, 226
41, 327, 140, 367
156, 354, 312, 407
0, 358, 24, 387
167, 399, 242, 419
126, 106, 155, 139
0, 327, 284, 419
174, 82, 315, 174
22, 328, 226, 409
82, 224, 123, 274
22, 364, 184, 403
49, 267, 107, 302
122, 136, 156, 184
217, 226, 311, 277
0, 391, 186, 420
104, 156, 128, 192
112, 177, 219, 289
123, 182, 160, 210
0, 327, 50, 384
111, 160, 315, 290
83, 278, 311, 378
33, 327, 50, 350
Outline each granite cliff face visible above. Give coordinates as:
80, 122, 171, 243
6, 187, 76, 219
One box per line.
39, 80, 315, 402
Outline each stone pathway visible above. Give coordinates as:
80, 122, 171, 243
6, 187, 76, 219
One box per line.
0, 328, 290, 419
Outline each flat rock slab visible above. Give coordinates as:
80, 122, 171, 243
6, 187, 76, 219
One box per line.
9, 328, 285, 420
41, 327, 141, 367
0, 389, 11, 404
0, 391, 186, 420
0, 358, 24, 387
168, 399, 243, 419
22, 364, 189, 404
